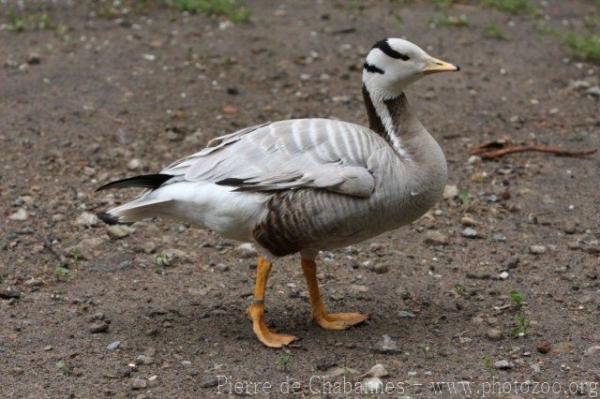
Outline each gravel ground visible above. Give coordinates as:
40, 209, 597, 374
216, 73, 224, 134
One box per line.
1, 1, 599, 398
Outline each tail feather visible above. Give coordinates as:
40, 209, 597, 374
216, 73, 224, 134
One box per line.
98, 198, 176, 225
96, 212, 123, 225
96, 174, 173, 192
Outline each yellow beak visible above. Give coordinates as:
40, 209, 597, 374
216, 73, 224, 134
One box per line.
424, 57, 460, 74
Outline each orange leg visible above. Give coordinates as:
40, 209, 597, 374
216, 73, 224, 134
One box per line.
301, 258, 368, 330
247, 256, 297, 348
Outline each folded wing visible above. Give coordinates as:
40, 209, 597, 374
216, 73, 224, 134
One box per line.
161, 119, 385, 198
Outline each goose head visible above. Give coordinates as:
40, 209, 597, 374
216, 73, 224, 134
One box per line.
363, 38, 459, 100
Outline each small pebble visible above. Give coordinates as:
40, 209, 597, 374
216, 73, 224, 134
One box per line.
107, 225, 134, 239
424, 230, 449, 245
563, 221, 577, 234
23, 277, 44, 288
493, 234, 507, 242
530, 362, 542, 373
467, 155, 481, 164
529, 245, 547, 255
586, 86, 600, 97
27, 52, 42, 64
89, 312, 105, 322
131, 378, 147, 390
443, 184, 458, 199
398, 310, 416, 319
349, 284, 369, 293
76, 212, 99, 227
361, 364, 389, 378
199, 374, 219, 388
136, 354, 154, 365
584, 345, 600, 356
375, 334, 401, 354
536, 340, 551, 354
89, 322, 109, 334
235, 243, 258, 258
127, 158, 143, 170
24, 278, 43, 288
486, 328, 503, 341
460, 215, 477, 226
493, 359, 513, 369
141, 241, 157, 254
462, 227, 479, 238
158, 248, 188, 266
9, 208, 28, 221
107, 341, 121, 351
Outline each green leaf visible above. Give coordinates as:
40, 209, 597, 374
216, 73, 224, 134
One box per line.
458, 190, 471, 204
54, 265, 70, 278
483, 0, 536, 14
510, 289, 523, 307
563, 33, 600, 63
56, 360, 71, 375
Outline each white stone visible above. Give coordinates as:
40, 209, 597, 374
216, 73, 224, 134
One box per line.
235, 243, 258, 259
107, 225, 135, 239
76, 212, 99, 227
127, 158, 142, 170
362, 364, 389, 378
494, 359, 513, 369
9, 208, 28, 221
468, 155, 481, 164
443, 184, 458, 199
584, 345, 600, 356
529, 245, 547, 255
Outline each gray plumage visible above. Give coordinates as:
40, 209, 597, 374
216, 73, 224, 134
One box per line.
162, 119, 380, 198
98, 38, 455, 260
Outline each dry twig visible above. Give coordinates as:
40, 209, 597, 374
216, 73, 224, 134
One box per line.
471, 140, 597, 160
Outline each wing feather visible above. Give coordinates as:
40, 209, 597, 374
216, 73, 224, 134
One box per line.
161, 119, 385, 198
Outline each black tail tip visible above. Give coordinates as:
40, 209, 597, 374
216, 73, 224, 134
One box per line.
97, 212, 120, 225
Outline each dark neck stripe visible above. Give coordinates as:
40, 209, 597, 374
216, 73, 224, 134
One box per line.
373, 39, 410, 61
362, 84, 390, 144
362, 84, 412, 151
363, 62, 384, 74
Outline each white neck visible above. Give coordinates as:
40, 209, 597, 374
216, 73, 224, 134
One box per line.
362, 71, 407, 100
362, 75, 411, 160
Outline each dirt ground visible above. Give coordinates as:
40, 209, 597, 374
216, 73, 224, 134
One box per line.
1, 0, 599, 398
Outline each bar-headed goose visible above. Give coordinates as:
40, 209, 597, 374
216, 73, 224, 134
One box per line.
97, 38, 460, 348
